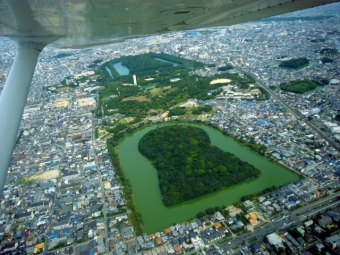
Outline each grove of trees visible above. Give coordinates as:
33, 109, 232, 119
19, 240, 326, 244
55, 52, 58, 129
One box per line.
279, 57, 309, 69
191, 105, 213, 115
217, 65, 233, 71
168, 107, 186, 117
320, 48, 338, 55
280, 80, 319, 94
321, 57, 334, 63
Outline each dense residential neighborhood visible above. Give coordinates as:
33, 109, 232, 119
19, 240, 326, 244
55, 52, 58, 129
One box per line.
0, 3, 340, 255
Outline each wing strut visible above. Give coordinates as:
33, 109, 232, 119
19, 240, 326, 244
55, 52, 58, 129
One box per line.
0, 40, 47, 196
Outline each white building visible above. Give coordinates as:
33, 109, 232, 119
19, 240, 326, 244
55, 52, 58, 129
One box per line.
267, 233, 282, 245
331, 126, 340, 134
330, 79, 339, 85
133, 75, 137, 86
309, 108, 320, 116
190, 236, 205, 249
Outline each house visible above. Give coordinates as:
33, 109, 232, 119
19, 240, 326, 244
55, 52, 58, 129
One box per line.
243, 200, 254, 208
304, 233, 315, 243
201, 228, 222, 243
250, 241, 262, 253
314, 189, 321, 197
285, 233, 300, 248
267, 233, 282, 245
171, 239, 180, 247
61, 171, 80, 181
26, 235, 35, 246
155, 237, 162, 245
299, 192, 315, 202
214, 211, 225, 221
173, 245, 182, 254
34, 242, 45, 254
316, 242, 324, 252
245, 213, 258, 225
190, 236, 204, 249
272, 203, 281, 212
113, 248, 125, 255
326, 234, 340, 249
190, 221, 198, 229
304, 220, 314, 228
167, 248, 175, 255
161, 235, 168, 243
318, 215, 332, 227
326, 211, 340, 222
297, 237, 305, 246
54, 220, 70, 230
240, 247, 253, 255
296, 227, 305, 236
214, 222, 222, 229
318, 188, 328, 196
16, 211, 34, 222
121, 227, 134, 239
1, 242, 18, 253
27, 201, 52, 212
182, 242, 194, 252
285, 200, 296, 209
59, 182, 82, 192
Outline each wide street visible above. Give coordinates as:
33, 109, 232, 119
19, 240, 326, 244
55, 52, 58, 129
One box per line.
218, 191, 340, 254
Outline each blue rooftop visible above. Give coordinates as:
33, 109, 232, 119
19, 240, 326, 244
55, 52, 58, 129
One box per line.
255, 119, 266, 126
84, 162, 96, 169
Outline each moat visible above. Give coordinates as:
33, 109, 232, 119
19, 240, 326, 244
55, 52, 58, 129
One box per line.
117, 123, 300, 233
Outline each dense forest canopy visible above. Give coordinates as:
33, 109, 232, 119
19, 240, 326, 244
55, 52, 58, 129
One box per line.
280, 80, 319, 94
138, 126, 261, 206
217, 65, 233, 71
320, 48, 338, 55
121, 55, 173, 73
100, 53, 205, 80
168, 107, 186, 117
279, 57, 309, 69
321, 57, 334, 63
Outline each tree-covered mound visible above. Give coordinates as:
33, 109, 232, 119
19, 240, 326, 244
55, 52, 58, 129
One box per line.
320, 48, 338, 55
138, 125, 261, 206
279, 57, 309, 69
321, 57, 334, 63
280, 80, 319, 94
96, 53, 250, 117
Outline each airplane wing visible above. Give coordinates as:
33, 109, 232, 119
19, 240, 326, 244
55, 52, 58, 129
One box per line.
0, 0, 338, 48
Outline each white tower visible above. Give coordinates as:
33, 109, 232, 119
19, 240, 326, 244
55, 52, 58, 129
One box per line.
133, 75, 137, 86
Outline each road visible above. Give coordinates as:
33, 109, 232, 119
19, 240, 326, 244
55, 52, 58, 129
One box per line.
92, 115, 110, 254
218, 191, 340, 254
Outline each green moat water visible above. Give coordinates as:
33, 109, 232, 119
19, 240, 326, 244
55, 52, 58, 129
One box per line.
117, 123, 300, 233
